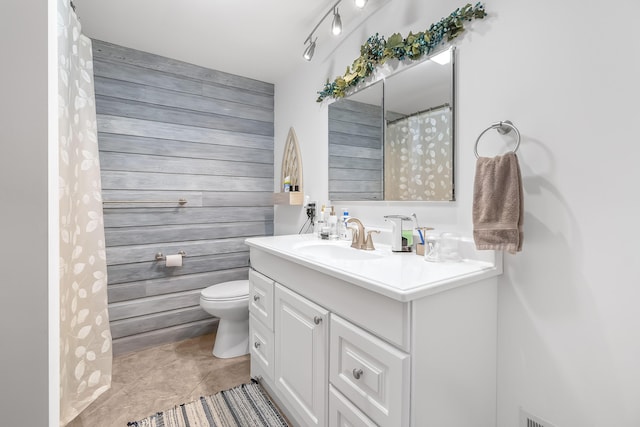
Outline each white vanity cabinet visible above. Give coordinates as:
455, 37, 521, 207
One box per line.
246, 235, 500, 427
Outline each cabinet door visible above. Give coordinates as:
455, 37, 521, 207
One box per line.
275, 284, 328, 427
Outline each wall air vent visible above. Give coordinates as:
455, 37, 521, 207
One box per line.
519, 408, 557, 427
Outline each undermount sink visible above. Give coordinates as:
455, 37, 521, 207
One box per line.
293, 240, 386, 261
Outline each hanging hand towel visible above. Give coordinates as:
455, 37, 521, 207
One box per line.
473, 152, 523, 253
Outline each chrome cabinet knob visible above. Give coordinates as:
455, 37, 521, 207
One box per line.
352, 368, 364, 379
253, 294, 260, 302
254, 341, 260, 349
313, 316, 323, 325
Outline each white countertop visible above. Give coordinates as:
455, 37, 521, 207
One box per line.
245, 234, 503, 302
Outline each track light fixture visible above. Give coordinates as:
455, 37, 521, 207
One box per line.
332, 8, 342, 35
302, 0, 368, 61
303, 38, 317, 61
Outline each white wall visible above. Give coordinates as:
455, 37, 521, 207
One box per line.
0, 1, 56, 425
274, 0, 640, 425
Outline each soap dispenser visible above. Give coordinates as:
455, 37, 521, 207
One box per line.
384, 215, 414, 252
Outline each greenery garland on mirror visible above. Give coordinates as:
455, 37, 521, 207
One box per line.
316, 2, 487, 102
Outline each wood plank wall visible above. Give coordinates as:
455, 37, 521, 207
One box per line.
328, 99, 383, 200
92, 40, 274, 355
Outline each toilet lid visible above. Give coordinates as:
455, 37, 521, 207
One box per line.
201, 280, 249, 301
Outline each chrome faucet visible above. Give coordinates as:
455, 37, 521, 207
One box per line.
346, 218, 379, 250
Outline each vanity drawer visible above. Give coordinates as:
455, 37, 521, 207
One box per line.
330, 315, 410, 427
249, 313, 274, 382
329, 385, 377, 427
249, 269, 274, 330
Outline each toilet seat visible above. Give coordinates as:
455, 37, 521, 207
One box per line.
201, 280, 249, 301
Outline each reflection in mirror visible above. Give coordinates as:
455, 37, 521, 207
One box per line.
385, 47, 454, 201
328, 46, 455, 202
328, 80, 384, 201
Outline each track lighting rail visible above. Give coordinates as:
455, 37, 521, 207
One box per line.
303, 0, 343, 45
303, 0, 368, 61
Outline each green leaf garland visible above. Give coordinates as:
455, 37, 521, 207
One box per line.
316, 2, 487, 102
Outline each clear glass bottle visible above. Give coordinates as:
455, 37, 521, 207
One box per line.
315, 205, 326, 239
328, 206, 338, 240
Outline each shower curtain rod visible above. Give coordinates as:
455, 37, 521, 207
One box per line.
386, 102, 451, 125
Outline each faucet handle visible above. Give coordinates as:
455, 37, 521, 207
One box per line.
364, 230, 380, 251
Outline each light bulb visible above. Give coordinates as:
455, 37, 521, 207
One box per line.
332, 8, 342, 35
303, 39, 316, 61
354, 0, 367, 8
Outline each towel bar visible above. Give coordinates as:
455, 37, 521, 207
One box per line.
103, 198, 187, 205
474, 120, 521, 158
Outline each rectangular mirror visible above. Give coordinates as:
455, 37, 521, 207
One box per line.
328, 46, 455, 201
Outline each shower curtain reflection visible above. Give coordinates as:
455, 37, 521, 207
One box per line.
58, 1, 112, 424
384, 105, 453, 201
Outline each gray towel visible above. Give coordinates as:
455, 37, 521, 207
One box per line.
473, 152, 523, 254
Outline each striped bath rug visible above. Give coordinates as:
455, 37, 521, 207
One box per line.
128, 380, 290, 427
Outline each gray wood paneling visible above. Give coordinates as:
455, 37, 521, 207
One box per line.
328, 131, 381, 149
93, 59, 273, 109
94, 41, 274, 354
109, 290, 203, 321
329, 168, 381, 181
97, 115, 272, 150
105, 222, 273, 246
96, 95, 273, 136
112, 319, 218, 356
97, 133, 273, 165
103, 207, 273, 228
101, 190, 204, 208
328, 99, 383, 201
101, 171, 273, 192
329, 180, 383, 192
94, 76, 273, 122
328, 192, 382, 201
92, 39, 273, 95
107, 252, 250, 284
329, 144, 382, 160
99, 152, 272, 178
108, 268, 249, 303
106, 237, 249, 265
329, 156, 382, 170
110, 306, 212, 339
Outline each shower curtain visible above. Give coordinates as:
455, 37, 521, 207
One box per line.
58, 1, 112, 424
384, 106, 453, 201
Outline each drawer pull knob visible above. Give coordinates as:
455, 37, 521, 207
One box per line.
254, 341, 261, 349
253, 295, 260, 302
313, 316, 323, 325
352, 368, 364, 380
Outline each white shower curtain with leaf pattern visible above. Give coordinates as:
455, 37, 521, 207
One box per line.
58, 1, 112, 424
384, 106, 453, 201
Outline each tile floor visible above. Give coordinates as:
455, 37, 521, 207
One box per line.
67, 332, 250, 427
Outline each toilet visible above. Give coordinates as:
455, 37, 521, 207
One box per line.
199, 280, 250, 358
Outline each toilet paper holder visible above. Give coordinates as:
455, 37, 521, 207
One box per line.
155, 250, 186, 261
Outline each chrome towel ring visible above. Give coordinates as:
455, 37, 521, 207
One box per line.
474, 120, 521, 158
